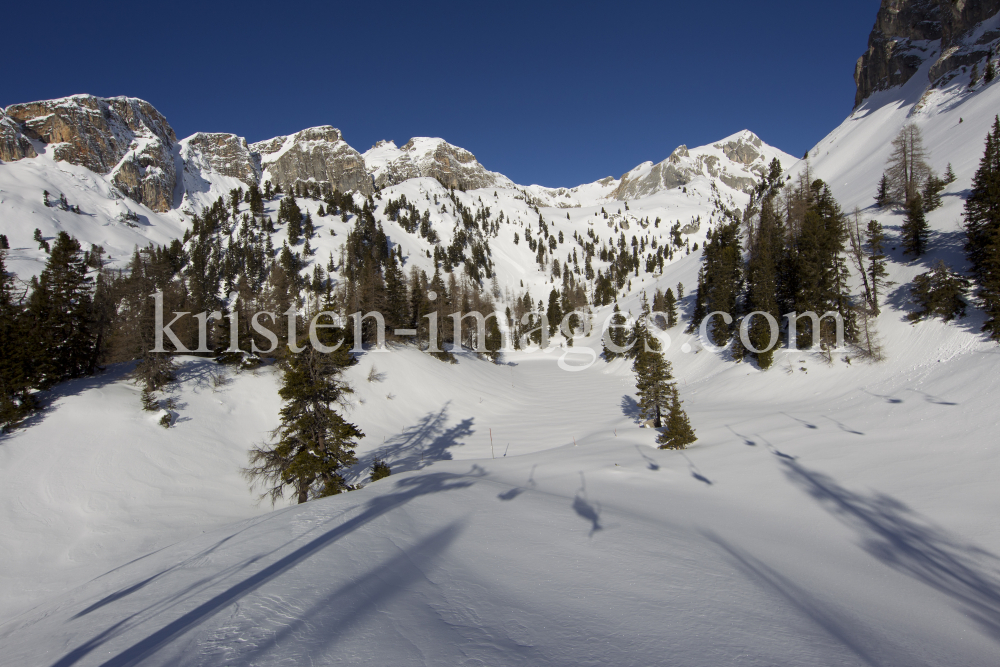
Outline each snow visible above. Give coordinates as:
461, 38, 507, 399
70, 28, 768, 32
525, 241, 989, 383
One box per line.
3, 44, 1000, 663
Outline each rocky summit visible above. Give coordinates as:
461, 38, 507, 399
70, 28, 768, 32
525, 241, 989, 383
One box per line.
854, 0, 1000, 107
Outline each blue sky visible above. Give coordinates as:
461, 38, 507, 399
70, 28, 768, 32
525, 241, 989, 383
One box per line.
3, 1, 877, 187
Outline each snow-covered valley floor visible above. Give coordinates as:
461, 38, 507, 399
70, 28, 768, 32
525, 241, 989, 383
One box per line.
2, 297, 999, 666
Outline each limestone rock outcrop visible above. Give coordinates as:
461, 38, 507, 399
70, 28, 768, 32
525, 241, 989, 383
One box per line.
363, 137, 514, 191
251, 126, 372, 196
854, 0, 1000, 107
4, 95, 177, 211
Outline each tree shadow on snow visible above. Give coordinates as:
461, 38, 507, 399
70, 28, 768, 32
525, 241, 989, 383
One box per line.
350, 402, 475, 484
780, 456, 1000, 646
49, 468, 483, 667
620, 394, 643, 423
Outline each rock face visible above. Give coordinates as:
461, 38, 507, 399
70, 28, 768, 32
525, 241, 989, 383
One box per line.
0, 110, 37, 162
854, 0, 1000, 107
363, 137, 514, 191
608, 131, 787, 201
181, 133, 261, 187
251, 126, 372, 196
4, 95, 177, 211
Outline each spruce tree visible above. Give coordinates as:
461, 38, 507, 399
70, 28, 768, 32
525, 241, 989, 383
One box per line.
26, 232, 96, 385
964, 116, 1000, 338
244, 328, 363, 504
866, 220, 890, 315
902, 192, 930, 256
633, 347, 673, 428
971, 63, 980, 88
944, 163, 957, 184
875, 173, 890, 208
922, 174, 945, 212
658, 388, 696, 450
987, 48, 996, 83
603, 302, 628, 359
0, 251, 35, 429
908, 261, 970, 322
664, 288, 678, 328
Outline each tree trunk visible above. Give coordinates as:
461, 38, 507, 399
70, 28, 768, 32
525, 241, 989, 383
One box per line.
654, 403, 662, 429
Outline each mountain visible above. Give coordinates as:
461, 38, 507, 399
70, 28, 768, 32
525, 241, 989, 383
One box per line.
251, 126, 372, 197
363, 137, 515, 191
854, 0, 1000, 106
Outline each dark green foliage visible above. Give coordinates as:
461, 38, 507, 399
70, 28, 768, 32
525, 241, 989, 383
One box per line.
602, 303, 629, 360
875, 173, 890, 208
908, 261, 970, 322
159, 413, 171, 428
922, 174, 945, 212
546, 288, 562, 335
0, 235, 8, 250
26, 232, 97, 386
370, 458, 391, 482
902, 193, 930, 256
663, 288, 678, 327
971, 63, 980, 88
141, 387, 159, 411
743, 159, 784, 368
0, 251, 37, 430
964, 116, 1000, 338
658, 390, 696, 449
244, 327, 363, 505
987, 49, 996, 83
944, 163, 957, 184
633, 346, 673, 428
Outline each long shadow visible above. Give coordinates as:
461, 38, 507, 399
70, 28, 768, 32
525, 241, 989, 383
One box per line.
233, 522, 465, 665
50, 469, 482, 667
620, 394, 643, 423
780, 457, 1000, 644
351, 403, 475, 483
706, 532, 918, 667
573, 473, 601, 537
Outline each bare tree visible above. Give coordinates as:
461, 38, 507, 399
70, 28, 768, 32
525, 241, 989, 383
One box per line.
885, 123, 930, 206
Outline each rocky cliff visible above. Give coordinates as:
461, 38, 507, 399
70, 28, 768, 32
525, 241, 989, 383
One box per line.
363, 137, 514, 191
855, 0, 1000, 107
251, 126, 371, 197
0, 110, 36, 162
181, 133, 261, 187
4, 95, 177, 211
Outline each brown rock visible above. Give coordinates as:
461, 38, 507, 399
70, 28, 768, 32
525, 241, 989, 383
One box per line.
0, 111, 36, 162
251, 126, 372, 196
4, 95, 177, 211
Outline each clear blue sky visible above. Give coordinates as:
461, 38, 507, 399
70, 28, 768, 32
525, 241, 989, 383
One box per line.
3, 0, 877, 188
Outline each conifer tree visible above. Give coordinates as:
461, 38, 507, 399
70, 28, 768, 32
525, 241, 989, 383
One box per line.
546, 288, 562, 335
875, 173, 890, 207
244, 326, 362, 504
603, 302, 628, 359
964, 116, 1000, 338
944, 163, 957, 184
986, 48, 996, 83
633, 346, 672, 428
658, 389, 696, 450
0, 251, 35, 429
664, 288, 678, 328
922, 174, 945, 212
908, 261, 970, 322
902, 192, 930, 256
26, 232, 96, 386
885, 124, 930, 205
971, 63, 980, 88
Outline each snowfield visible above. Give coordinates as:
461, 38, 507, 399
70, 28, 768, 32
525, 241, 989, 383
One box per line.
3, 38, 1000, 665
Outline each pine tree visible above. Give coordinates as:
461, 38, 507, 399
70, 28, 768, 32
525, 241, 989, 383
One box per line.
664, 288, 678, 328
26, 232, 96, 386
922, 174, 945, 212
370, 458, 391, 482
244, 330, 363, 504
658, 388, 696, 450
875, 173, 890, 207
603, 302, 628, 359
902, 192, 930, 256
964, 116, 1000, 338
633, 347, 673, 428
970, 63, 980, 88
944, 163, 957, 184
0, 235, 8, 250
987, 48, 997, 83
907, 261, 970, 322
0, 251, 36, 429
546, 288, 562, 335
